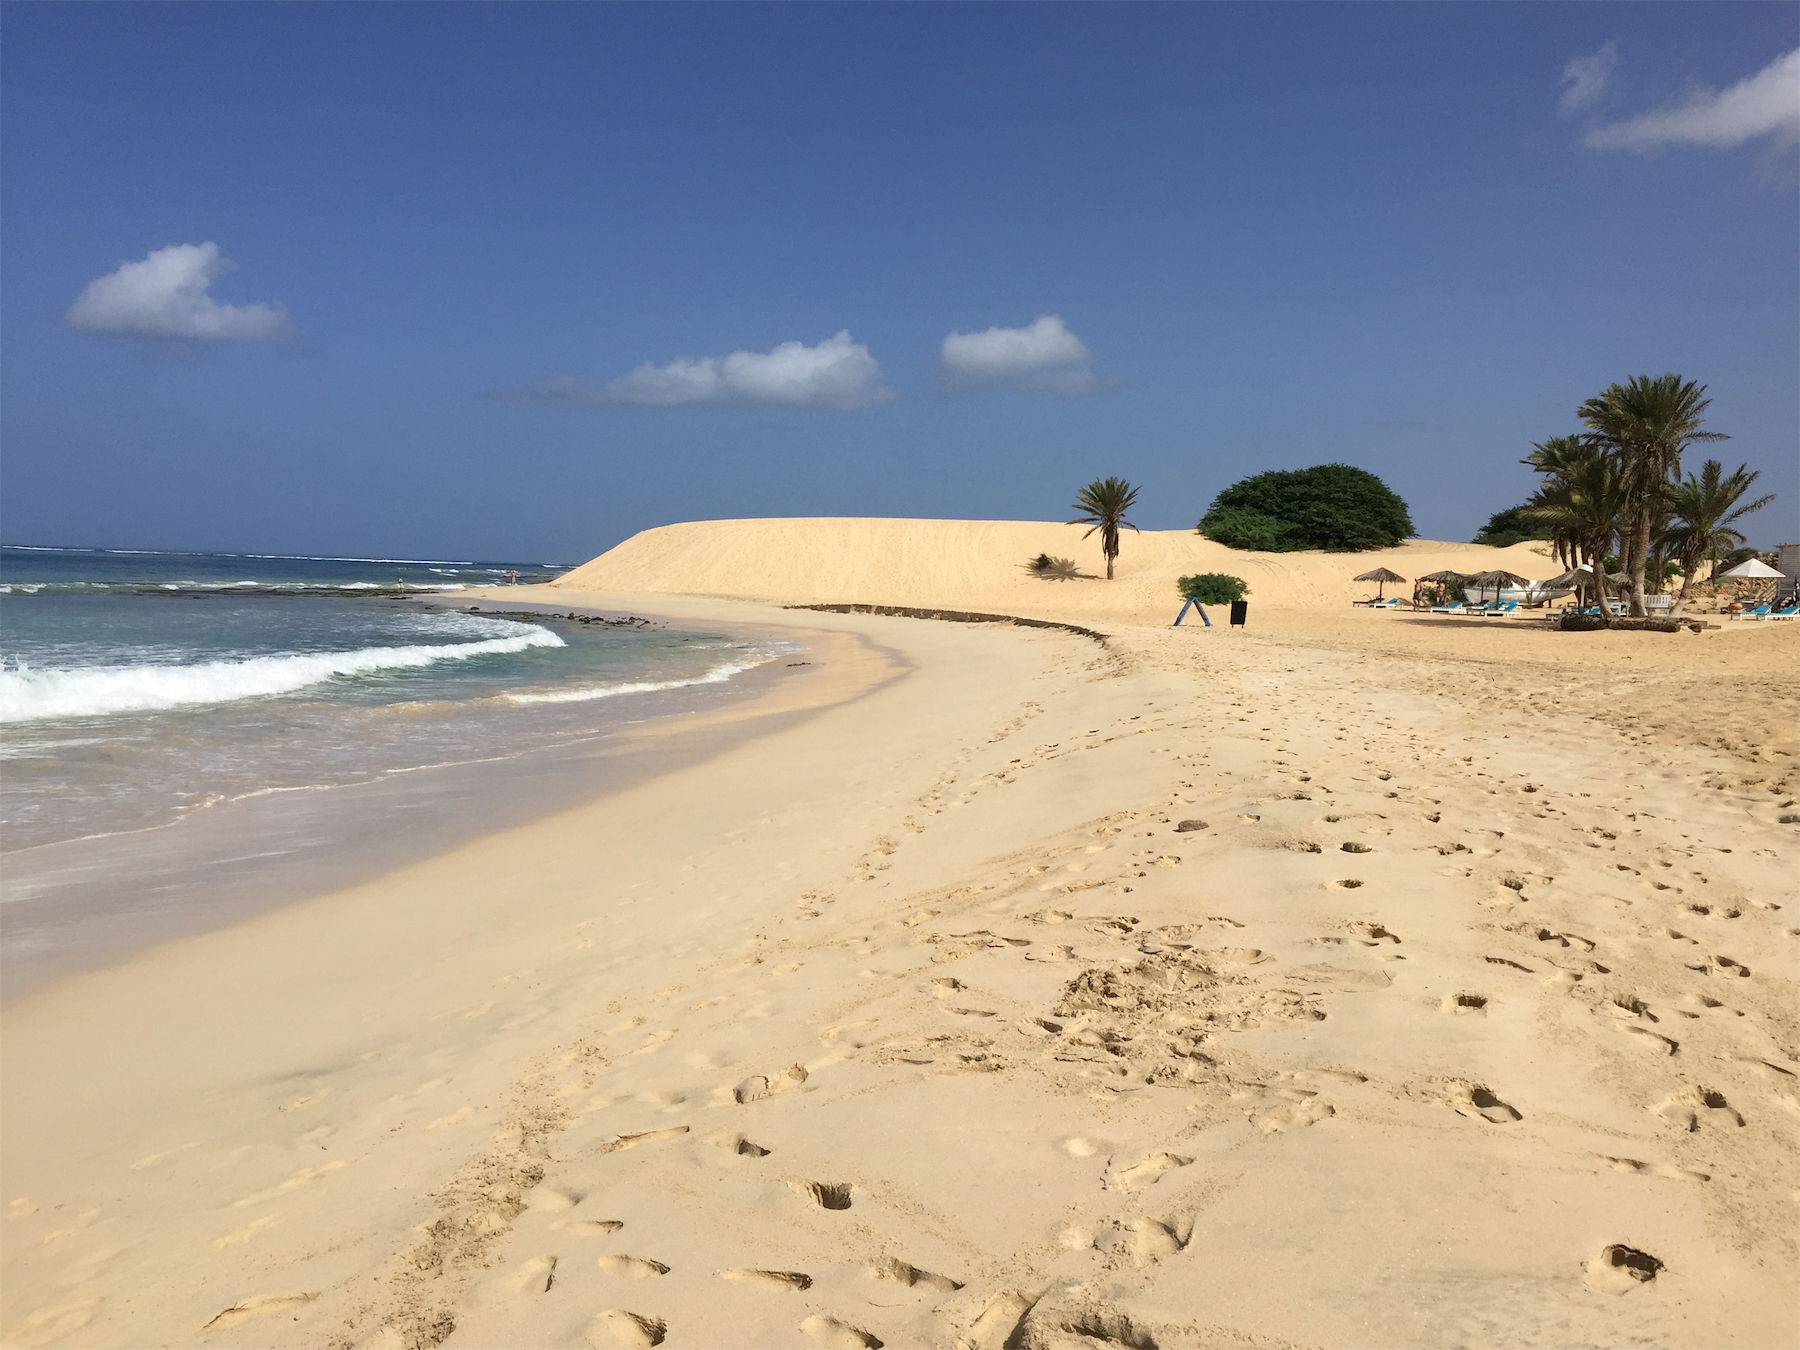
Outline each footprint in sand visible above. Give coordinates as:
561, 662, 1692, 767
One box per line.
732, 1064, 809, 1104
790, 1180, 854, 1210
869, 1256, 963, 1295
713, 1133, 773, 1157
964, 1292, 1036, 1350
800, 1314, 883, 1349
596, 1255, 670, 1279
597, 1125, 690, 1154
6, 1298, 100, 1347
1127, 1216, 1191, 1265
1257, 1096, 1335, 1133
1599, 1156, 1710, 1183
232, 1159, 348, 1208
202, 1293, 314, 1330
1685, 954, 1750, 978
1112, 1151, 1192, 1191
1653, 1088, 1744, 1131
719, 1268, 812, 1291
1616, 1025, 1679, 1055
1449, 1084, 1522, 1123
587, 1309, 665, 1349
1584, 1244, 1663, 1293
509, 1255, 557, 1293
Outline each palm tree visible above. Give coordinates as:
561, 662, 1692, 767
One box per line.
1522, 441, 1628, 623
1521, 436, 1590, 570
1576, 375, 1728, 617
1664, 460, 1776, 612
1069, 477, 1140, 580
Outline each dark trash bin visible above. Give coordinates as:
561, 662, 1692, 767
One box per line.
1230, 600, 1249, 627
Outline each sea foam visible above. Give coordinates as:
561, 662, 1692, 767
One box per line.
0, 626, 564, 723
502, 654, 777, 705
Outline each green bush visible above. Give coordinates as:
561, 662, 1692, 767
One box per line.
1472, 504, 1552, 548
1193, 505, 1291, 552
1178, 573, 1249, 604
1198, 463, 1414, 552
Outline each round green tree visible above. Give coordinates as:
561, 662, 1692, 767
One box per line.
1472, 504, 1553, 548
1198, 464, 1414, 552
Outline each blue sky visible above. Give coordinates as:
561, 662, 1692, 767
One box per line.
3, 2, 1795, 562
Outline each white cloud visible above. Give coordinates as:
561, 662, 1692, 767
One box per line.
65, 243, 289, 341
1559, 41, 1619, 115
1585, 47, 1800, 151
533, 331, 892, 410
939, 314, 1097, 394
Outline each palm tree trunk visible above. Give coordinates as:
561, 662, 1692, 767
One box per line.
1588, 541, 1612, 628
1628, 508, 1652, 618
1673, 545, 1701, 616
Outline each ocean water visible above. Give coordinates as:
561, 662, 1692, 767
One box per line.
0, 547, 799, 977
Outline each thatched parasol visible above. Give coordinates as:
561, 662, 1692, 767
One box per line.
1411, 569, 1466, 607
1353, 567, 1406, 599
1462, 570, 1534, 604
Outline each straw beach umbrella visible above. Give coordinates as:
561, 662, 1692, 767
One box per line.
1353, 567, 1406, 600
1463, 569, 1533, 604
1412, 569, 1465, 607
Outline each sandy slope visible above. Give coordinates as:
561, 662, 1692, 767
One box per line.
554, 518, 1560, 620
3, 541, 1796, 1350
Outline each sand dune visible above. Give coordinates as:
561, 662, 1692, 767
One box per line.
555, 518, 1559, 620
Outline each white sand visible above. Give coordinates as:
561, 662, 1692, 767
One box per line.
3, 522, 1796, 1350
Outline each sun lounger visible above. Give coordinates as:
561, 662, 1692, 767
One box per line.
1423, 602, 1464, 614
1477, 600, 1520, 617
1730, 604, 1772, 621
1768, 604, 1799, 621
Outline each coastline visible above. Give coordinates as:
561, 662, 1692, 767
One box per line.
0, 597, 885, 997
3, 586, 1795, 1349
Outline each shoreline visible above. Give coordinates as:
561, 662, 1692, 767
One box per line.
0, 596, 892, 998
2, 589, 1794, 1349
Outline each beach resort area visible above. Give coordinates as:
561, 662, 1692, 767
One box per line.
3, 513, 1798, 1350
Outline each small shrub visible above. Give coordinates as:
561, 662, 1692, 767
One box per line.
1178, 573, 1249, 604
1029, 553, 1054, 573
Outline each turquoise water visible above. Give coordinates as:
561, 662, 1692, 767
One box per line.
0, 546, 795, 852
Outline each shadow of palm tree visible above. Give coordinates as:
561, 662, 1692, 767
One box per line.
1024, 555, 1094, 580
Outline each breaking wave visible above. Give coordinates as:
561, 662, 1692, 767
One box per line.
0, 625, 565, 723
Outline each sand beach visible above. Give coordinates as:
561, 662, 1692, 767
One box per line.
3, 520, 1796, 1350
